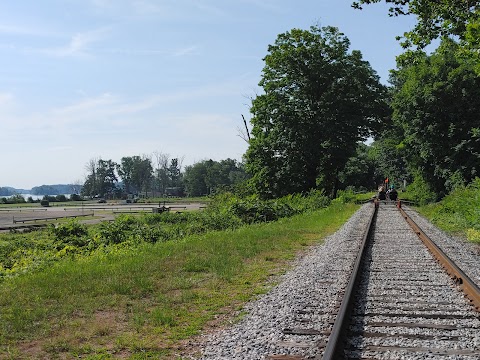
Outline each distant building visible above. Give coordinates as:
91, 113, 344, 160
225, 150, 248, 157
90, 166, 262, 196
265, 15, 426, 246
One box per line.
165, 187, 184, 197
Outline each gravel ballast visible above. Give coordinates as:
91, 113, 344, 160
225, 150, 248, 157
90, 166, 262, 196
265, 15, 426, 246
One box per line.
193, 203, 480, 359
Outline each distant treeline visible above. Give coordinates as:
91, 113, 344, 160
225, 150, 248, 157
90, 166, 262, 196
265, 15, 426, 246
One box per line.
0, 184, 81, 196
31, 184, 81, 196
0, 187, 21, 196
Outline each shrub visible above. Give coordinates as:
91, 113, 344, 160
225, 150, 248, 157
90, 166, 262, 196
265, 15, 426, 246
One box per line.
40, 200, 50, 207
55, 194, 67, 202
43, 195, 56, 202
96, 215, 138, 245
407, 174, 437, 205
50, 220, 89, 247
70, 194, 82, 201
9, 194, 26, 204
51, 220, 88, 240
419, 177, 480, 242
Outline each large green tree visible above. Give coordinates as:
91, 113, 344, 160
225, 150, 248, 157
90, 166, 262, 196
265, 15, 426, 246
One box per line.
117, 156, 153, 195
391, 39, 480, 196
82, 159, 118, 198
245, 26, 387, 198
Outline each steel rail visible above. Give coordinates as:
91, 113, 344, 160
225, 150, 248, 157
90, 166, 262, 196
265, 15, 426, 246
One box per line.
398, 206, 480, 312
320, 204, 378, 360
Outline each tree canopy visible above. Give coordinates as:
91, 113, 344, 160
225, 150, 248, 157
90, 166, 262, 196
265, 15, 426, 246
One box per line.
117, 156, 153, 195
245, 26, 388, 198
183, 159, 247, 197
82, 159, 118, 198
390, 39, 480, 196
352, 0, 480, 48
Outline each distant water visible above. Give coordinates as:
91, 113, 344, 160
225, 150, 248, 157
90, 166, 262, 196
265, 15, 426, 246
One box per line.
2, 194, 71, 201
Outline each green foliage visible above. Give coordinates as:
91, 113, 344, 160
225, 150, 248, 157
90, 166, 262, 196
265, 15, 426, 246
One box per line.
51, 220, 88, 240
368, 125, 410, 191
334, 189, 357, 204
70, 194, 82, 201
245, 25, 388, 198
55, 194, 67, 202
42, 195, 56, 202
352, 0, 480, 49
418, 178, 480, 242
0, 191, 331, 281
406, 173, 437, 206
183, 159, 248, 197
209, 190, 330, 225
40, 200, 50, 207
117, 155, 154, 195
229, 197, 293, 223
391, 39, 480, 197
50, 220, 89, 247
9, 194, 26, 204
82, 158, 118, 198
338, 143, 379, 192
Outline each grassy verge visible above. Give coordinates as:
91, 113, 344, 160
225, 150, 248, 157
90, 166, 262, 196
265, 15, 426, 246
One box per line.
0, 201, 358, 359
415, 178, 480, 244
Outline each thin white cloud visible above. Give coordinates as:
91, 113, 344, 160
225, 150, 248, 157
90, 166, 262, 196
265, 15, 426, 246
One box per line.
173, 45, 199, 57
52, 93, 116, 117
101, 44, 200, 57
0, 24, 40, 36
90, 0, 168, 17
37, 28, 110, 58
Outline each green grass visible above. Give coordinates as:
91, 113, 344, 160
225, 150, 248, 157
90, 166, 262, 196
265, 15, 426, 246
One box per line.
416, 178, 480, 244
0, 201, 358, 359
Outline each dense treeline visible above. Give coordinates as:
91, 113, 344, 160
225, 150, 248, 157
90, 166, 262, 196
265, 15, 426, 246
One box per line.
350, 1, 480, 202
80, 154, 247, 199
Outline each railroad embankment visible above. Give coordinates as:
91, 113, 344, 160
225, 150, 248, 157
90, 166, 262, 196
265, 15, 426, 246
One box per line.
0, 197, 357, 359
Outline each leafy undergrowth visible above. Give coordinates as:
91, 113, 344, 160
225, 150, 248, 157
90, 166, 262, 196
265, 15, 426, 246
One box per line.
416, 178, 480, 244
0, 191, 330, 280
0, 195, 357, 359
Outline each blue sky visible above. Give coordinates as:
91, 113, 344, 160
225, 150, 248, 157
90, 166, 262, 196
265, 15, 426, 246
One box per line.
0, 0, 416, 189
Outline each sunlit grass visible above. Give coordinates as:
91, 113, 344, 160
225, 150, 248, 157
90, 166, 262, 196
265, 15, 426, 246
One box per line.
416, 178, 480, 243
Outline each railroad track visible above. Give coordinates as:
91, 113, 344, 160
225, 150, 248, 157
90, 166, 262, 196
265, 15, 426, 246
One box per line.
198, 202, 480, 359
322, 202, 480, 359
